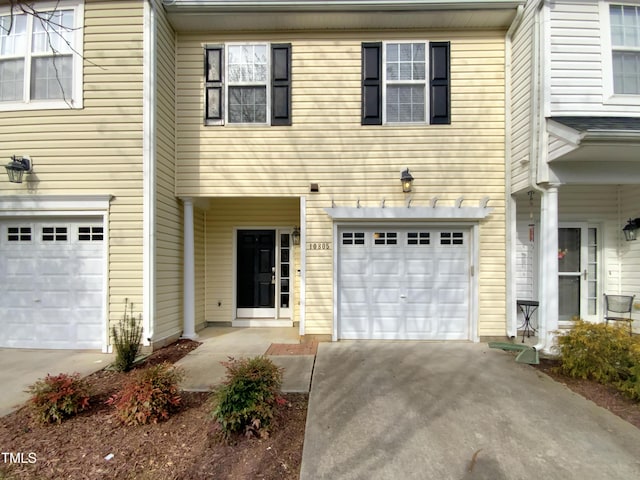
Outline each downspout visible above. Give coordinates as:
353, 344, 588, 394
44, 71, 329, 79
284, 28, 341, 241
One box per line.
505, 4, 524, 339
143, 0, 157, 347
529, 0, 550, 353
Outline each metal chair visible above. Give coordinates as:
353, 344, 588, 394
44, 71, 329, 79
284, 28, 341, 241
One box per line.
604, 294, 635, 336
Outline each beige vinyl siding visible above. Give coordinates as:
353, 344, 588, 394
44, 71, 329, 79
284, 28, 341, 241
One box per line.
152, 0, 183, 343
176, 31, 507, 337
205, 198, 300, 324
0, 0, 145, 337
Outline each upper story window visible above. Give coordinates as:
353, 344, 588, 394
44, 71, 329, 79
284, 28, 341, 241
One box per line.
204, 43, 292, 126
362, 41, 450, 125
0, 1, 83, 111
385, 42, 426, 123
610, 4, 640, 94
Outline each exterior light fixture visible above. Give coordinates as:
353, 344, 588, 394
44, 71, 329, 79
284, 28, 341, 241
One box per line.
292, 226, 301, 245
5, 156, 32, 184
400, 168, 414, 193
622, 218, 640, 241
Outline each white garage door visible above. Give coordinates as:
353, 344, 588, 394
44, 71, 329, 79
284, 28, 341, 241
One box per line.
338, 227, 470, 340
0, 219, 105, 349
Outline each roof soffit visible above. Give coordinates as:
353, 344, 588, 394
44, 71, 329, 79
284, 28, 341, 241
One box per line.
162, 0, 524, 32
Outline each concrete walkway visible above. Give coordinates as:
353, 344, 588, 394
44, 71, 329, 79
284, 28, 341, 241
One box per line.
300, 341, 640, 480
176, 327, 315, 393
0, 349, 113, 417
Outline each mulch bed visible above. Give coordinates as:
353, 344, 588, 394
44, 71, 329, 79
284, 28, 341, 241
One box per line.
0, 339, 308, 480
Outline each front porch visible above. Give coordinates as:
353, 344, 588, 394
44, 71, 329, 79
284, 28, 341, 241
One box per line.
511, 184, 640, 352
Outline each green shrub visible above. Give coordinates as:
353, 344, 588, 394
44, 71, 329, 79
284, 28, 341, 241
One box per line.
112, 298, 143, 372
556, 320, 632, 383
211, 356, 284, 442
556, 320, 640, 400
107, 362, 184, 426
618, 342, 640, 400
26, 373, 91, 424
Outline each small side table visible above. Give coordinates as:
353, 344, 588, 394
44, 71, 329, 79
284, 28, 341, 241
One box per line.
517, 300, 539, 343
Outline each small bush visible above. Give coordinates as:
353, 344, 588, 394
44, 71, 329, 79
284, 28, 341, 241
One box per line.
107, 362, 184, 426
211, 356, 284, 442
26, 373, 91, 424
557, 320, 640, 400
112, 298, 143, 372
556, 320, 633, 383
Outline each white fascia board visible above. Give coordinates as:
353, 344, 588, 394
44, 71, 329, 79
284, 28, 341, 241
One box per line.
324, 206, 493, 220
163, 0, 524, 11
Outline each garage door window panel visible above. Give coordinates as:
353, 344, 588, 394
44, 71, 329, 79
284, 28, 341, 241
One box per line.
7, 226, 31, 242
373, 232, 397, 245
342, 232, 365, 245
78, 226, 103, 241
42, 226, 68, 242
407, 232, 430, 245
440, 232, 464, 245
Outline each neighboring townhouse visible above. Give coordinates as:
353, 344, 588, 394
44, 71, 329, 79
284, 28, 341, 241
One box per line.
0, 0, 524, 351
508, 0, 640, 352
0, 0, 183, 351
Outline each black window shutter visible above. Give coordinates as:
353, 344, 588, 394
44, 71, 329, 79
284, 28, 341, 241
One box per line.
271, 43, 292, 126
429, 41, 450, 125
205, 45, 224, 125
362, 42, 382, 125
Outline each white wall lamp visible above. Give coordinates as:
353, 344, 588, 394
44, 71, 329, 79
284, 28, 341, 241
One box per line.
622, 218, 640, 241
5, 155, 32, 184
400, 168, 414, 193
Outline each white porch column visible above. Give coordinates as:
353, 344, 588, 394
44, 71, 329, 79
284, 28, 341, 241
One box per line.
539, 184, 559, 353
182, 197, 197, 339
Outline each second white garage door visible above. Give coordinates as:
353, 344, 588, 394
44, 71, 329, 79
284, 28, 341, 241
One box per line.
0, 219, 105, 349
338, 227, 470, 340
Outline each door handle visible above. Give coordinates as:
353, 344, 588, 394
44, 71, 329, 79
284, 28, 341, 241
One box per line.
400, 294, 407, 299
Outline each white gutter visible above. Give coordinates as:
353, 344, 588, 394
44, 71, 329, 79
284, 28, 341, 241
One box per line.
504, 3, 524, 339
143, 0, 157, 347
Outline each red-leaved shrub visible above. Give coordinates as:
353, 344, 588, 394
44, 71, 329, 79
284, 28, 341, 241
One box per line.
26, 373, 91, 424
107, 363, 183, 426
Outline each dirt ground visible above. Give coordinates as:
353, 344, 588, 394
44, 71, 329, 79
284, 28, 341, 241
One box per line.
0, 340, 308, 480
2, 342, 640, 480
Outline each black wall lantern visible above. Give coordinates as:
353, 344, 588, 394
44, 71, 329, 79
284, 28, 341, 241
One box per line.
292, 226, 301, 246
622, 218, 640, 241
400, 168, 414, 193
5, 156, 32, 184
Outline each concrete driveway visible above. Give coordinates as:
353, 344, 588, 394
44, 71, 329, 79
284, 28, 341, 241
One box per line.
0, 349, 112, 417
301, 341, 640, 480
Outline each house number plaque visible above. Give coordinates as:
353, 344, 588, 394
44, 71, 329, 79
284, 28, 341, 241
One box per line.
308, 242, 331, 250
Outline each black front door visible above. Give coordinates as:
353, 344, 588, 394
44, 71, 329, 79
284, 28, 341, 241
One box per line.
237, 230, 276, 309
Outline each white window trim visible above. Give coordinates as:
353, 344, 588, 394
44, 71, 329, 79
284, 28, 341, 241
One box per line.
0, 0, 83, 112
600, 0, 640, 106
225, 42, 271, 125
382, 40, 429, 125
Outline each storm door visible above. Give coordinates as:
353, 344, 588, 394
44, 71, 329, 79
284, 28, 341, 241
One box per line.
558, 225, 599, 323
237, 230, 276, 318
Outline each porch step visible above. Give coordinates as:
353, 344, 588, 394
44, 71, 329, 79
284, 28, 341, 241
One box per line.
488, 342, 539, 365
